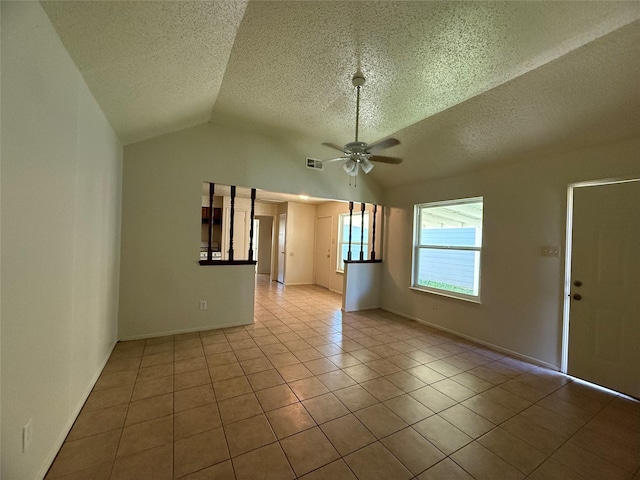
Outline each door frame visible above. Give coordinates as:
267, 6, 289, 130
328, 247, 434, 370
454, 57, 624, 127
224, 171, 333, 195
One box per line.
561, 176, 640, 373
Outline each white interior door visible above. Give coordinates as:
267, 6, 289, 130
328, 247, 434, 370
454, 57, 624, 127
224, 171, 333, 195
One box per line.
277, 214, 286, 284
566, 179, 640, 397
314, 216, 332, 288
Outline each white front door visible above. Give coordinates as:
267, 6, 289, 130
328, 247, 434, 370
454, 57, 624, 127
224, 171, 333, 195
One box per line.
566, 179, 640, 397
314, 216, 332, 288
277, 214, 286, 284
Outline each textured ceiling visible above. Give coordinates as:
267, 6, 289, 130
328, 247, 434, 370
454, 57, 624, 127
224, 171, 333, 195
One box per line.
41, 1, 640, 188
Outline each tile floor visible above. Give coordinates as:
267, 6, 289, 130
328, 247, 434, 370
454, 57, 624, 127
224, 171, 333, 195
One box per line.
46, 275, 640, 479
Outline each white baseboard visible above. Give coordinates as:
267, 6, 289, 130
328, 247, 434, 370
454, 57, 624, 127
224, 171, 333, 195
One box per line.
381, 307, 559, 371
119, 320, 254, 341
283, 282, 314, 286
38, 340, 118, 480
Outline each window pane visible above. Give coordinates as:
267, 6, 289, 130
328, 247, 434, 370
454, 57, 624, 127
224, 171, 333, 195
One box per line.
416, 248, 479, 296
338, 243, 368, 270
419, 201, 482, 247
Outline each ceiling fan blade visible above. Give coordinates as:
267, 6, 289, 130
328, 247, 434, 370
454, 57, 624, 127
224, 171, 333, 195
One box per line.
322, 156, 350, 164
322, 142, 346, 152
366, 137, 400, 154
369, 155, 403, 165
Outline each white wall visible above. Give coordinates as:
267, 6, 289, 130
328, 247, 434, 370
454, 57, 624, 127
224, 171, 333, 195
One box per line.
382, 137, 640, 368
1, 3, 123, 478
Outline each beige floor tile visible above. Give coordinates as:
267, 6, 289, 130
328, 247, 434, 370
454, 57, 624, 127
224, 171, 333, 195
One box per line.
267, 352, 300, 368
224, 414, 277, 457
478, 427, 546, 474
144, 342, 173, 356
137, 363, 174, 382
316, 370, 357, 391
571, 426, 640, 473
47, 430, 121, 478
344, 442, 412, 480
298, 459, 357, 480
333, 384, 379, 412
407, 365, 447, 384
68, 404, 128, 440
527, 458, 592, 480
384, 371, 427, 392
174, 384, 216, 413
239, 356, 274, 374
381, 427, 445, 475
327, 353, 361, 368
174, 369, 211, 392
144, 335, 174, 347
203, 342, 232, 355
479, 387, 532, 413
102, 356, 142, 375
209, 363, 245, 382
451, 441, 524, 480
461, 394, 516, 424
45, 462, 112, 480
386, 353, 421, 370
94, 370, 138, 391
175, 337, 203, 350
255, 384, 298, 411
409, 385, 457, 412
117, 415, 173, 457
260, 343, 290, 355
320, 414, 376, 455
125, 393, 172, 426
175, 356, 208, 375
266, 402, 316, 439
293, 347, 324, 362
500, 414, 565, 456
83, 384, 134, 412
302, 392, 349, 424
366, 359, 403, 376
439, 404, 495, 438
180, 459, 235, 480
413, 415, 473, 455
520, 404, 583, 439
288, 376, 330, 400
418, 458, 474, 480
277, 362, 315, 382
350, 348, 383, 363
218, 392, 263, 424
174, 427, 229, 479
232, 443, 295, 480
174, 403, 221, 440
431, 378, 477, 402
551, 441, 630, 480
246, 368, 286, 391
213, 376, 253, 401
174, 346, 204, 362
383, 394, 434, 424
233, 346, 265, 361
361, 377, 405, 401
280, 427, 340, 477
206, 352, 238, 368
354, 403, 407, 439
132, 376, 174, 401
110, 443, 172, 480
342, 364, 380, 383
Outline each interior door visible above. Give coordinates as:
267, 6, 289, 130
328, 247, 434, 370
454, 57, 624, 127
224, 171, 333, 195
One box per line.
277, 214, 286, 284
567, 180, 640, 397
314, 216, 332, 288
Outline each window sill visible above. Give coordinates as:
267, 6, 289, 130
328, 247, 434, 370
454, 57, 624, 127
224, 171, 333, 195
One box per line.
199, 260, 257, 266
409, 286, 482, 304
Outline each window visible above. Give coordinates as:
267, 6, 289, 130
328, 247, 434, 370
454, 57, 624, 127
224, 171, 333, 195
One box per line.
337, 211, 369, 271
412, 197, 483, 301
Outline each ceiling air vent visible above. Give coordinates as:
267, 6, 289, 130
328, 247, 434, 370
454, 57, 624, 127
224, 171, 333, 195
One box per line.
306, 157, 324, 171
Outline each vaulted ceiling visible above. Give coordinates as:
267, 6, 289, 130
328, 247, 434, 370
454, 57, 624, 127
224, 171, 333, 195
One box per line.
41, 1, 640, 189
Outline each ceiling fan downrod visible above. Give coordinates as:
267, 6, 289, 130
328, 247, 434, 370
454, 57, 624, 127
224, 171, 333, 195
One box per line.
352, 70, 366, 142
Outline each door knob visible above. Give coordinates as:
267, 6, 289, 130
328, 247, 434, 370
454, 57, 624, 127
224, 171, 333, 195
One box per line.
573, 280, 583, 287
572, 294, 582, 301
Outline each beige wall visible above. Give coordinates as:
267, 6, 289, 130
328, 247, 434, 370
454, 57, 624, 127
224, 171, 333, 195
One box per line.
1, 3, 123, 478
381, 137, 640, 368
119, 119, 382, 338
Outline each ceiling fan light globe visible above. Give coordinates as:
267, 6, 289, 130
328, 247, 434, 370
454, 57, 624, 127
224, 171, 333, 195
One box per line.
360, 158, 374, 174
343, 158, 356, 173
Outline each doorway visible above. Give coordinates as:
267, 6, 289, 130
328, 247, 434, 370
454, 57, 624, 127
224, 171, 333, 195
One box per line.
277, 213, 286, 284
314, 216, 332, 289
563, 178, 640, 398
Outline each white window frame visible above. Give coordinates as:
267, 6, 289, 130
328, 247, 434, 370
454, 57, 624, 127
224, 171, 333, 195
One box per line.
411, 197, 483, 302
337, 211, 370, 272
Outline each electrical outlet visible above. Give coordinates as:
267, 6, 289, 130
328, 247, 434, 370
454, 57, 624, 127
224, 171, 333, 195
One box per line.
23, 419, 33, 453
199, 300, 207, 310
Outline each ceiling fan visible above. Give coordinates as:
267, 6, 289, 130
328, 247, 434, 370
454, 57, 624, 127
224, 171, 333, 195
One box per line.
322, 70, 402, 177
